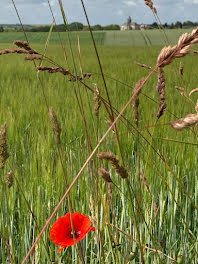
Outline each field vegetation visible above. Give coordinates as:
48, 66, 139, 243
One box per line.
0, 29, 193, 46
0, 1, 198, 264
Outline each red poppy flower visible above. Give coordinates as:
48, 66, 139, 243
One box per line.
50, 212, 95, 253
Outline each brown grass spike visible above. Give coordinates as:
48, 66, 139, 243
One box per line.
0, 49, 29, 55
25, 55, 42, 61
156, 67, 166, 119
13, 40, 38, 54
144, 0, 157, 13
170, 113, 198, 130
5, 171, 14, 188
98, 168, 112, 183
94, 84, 101, 116
49, 108, 62, 144
98, 152, 128, 179
0, 123, 9, 169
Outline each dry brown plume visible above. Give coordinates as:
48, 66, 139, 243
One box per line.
156, 68, 166, 119
98, 152, 118, 164
68, 73, 91, 82
36, 66, 91, 82
132, 78, 145, 126
5, 171, 14, 188
189, 88, 198, 96
13, 40, 32, 51
132, 78, 146, 99
13, 40, 38, 54
98, 168, 112, 183
157, 28, 198, 67
0, 49, 29, 55
144, 0, 157, 13
170, 113, 198, 131
134, 61, 156, 72
25, 55, 42, 61
94, 84, 101, 116
0, 123, 9, 169
49, 108, 61, 144
37, 66, 70, 76
98, 152, 128, 179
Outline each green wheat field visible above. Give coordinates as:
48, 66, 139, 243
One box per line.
0, 28, 197, 263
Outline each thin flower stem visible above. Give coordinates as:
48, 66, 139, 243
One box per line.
125, 179, 145, 264
21, 66, 158, 264
79, 0, 126, 166
0, 231, 15, 264
108, 223, 177, 262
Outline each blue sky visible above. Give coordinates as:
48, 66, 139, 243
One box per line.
1, 0, 198, 25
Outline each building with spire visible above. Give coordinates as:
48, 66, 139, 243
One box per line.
120, 16, 140, 30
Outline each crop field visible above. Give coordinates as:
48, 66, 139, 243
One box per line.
0, 25, 198, 264
0, 28, 192, 46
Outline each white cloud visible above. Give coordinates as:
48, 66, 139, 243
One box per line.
184, 0, 198, 3
0, 0, 197, 26
117, 9, 124, 16
42, 0, 56, 7
123, 1, 137, 7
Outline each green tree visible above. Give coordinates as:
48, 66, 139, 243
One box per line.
103, 24, 120, 30
0, 26, 4, 32
175, 21, 182, 29
183, 20, 194, 28
151, 22, 158, 28
92, 24, 103, 31
68, 22, 83, 31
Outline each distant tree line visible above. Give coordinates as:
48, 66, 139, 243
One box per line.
0, 21, 198, 32
150, 21, 198, 29
0, 22, 120, 32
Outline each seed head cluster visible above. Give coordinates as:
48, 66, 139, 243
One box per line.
49, 108, 62, 145
0, 123, 9, 169
144, 0, 157, 14
5, 171, 14, 188
98, 152, 128, 179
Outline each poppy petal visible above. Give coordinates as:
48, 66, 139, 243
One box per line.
57, 246, 64, 253
50, 212, 95, 253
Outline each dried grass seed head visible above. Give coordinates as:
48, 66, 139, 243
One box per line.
94, 84, 101, 116
144, 0, 157, 13
37, 66, 70, 76
115, 165, 128, 179
97, 152, 119, 166
13, 40, 32, 51
98, 152, 128, 179
0, 123, 9, 169
25, 55, 42, 61
156, 67, 166, 119
98, 168, 112, 183
49, 108, 62, 144
132, 78, 145, 99
0, 49, 30, 56
5, 171, 14, 188
189, 88, 198, 96
13, 40, 38, 54
170, 113, 198, 131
